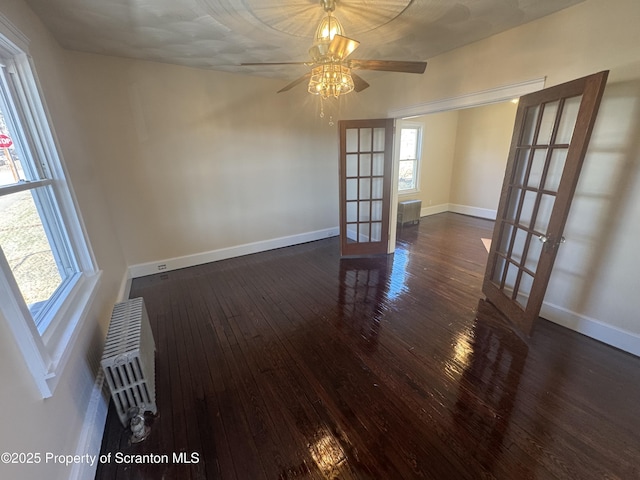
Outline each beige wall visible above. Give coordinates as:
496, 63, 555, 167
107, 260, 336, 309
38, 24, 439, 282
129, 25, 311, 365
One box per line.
449, 102, 518, 210
66, 53, 340, 267
0, 1, 127, 479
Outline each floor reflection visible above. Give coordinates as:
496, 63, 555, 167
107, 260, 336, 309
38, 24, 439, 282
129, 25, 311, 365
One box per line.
387, 247, 410, 300
453, 299, 528, 472
337, 256, 392, 352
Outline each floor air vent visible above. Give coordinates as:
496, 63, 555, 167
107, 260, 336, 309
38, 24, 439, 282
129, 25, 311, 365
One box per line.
101, 297, 157, 427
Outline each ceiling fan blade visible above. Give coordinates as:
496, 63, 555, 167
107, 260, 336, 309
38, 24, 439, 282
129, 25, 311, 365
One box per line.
327, 34, 360, 60
350, 59, 427, 74
351, 73, 370, 93
241, 62, 309, 66
277, 73, 312, 93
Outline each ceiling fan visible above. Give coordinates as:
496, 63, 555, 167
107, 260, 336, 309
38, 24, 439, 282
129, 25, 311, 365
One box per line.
241, 0, 427, 98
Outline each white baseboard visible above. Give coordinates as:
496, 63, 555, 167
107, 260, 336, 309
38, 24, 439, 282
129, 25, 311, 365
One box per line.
420, 203, 450, 217
541, 301, 640, 357
448, 203, 497, 220
69, 370, 108, 480
129, 227, 340, 278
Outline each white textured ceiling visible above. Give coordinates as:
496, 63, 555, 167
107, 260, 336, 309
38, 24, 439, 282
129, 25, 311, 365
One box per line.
26, 0, 584, 80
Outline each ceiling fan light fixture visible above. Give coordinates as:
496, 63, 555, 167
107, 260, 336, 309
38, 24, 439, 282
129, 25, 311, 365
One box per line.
308, 63, 354, 99
309, 13, 345, 61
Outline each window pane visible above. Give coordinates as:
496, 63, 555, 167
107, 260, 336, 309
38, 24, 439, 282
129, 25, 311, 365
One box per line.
399, 128, 418, 160
0, 189, 70, 314
398, 159, 416, 190
0, 113, 27, 186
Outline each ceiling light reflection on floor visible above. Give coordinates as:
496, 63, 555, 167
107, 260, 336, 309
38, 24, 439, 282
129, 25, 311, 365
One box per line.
309, 433, 347, 475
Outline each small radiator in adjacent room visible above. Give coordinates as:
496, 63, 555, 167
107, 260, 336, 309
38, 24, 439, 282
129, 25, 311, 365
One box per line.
101, 297, 157, 427
397, 200, 422, 226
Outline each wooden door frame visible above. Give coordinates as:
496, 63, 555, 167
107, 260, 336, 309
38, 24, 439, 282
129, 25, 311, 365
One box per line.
339, 118, 395, 257
483, 71, 609, 334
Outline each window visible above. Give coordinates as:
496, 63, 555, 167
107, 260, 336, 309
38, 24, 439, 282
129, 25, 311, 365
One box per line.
398, 125, 422, 193
0, 18, 100, 397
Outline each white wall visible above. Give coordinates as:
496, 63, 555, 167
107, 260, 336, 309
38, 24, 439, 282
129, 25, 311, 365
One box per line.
0, 1, 128, 480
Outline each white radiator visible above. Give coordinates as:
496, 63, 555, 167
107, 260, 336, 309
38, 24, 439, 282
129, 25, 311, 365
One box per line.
398, 200, 422, 225
101, 297, 157, 427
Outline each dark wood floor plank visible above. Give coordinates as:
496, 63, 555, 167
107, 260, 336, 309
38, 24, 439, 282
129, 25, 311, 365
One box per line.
97, 213, 640, 480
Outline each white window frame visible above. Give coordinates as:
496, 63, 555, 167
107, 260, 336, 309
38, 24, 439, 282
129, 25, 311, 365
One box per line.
0, 15, 101, 398
397, 123, 423, 195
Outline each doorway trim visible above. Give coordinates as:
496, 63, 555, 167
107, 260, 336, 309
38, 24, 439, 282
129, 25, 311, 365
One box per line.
387, 77, 546, 118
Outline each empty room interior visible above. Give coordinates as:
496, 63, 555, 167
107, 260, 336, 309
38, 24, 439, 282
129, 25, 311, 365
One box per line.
1, 0, 639, 479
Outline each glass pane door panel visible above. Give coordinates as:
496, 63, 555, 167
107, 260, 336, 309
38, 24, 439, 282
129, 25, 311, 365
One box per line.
346, 154, 358, 177
556, 95, 583, 144
533, 194, 555, 233
346, 179, 357, 200
521, 105, 540, 146
510, 228, 528, 265
372, 177, 383, 199
505, 187, 522, 222
359, 201, 370, 221
525, 238, 543, 273
527, 149, 547, 189
347, 224, 358, 243
358, 223, 370, 242
544, 149, 567, 192
491, 256, 507, 286
537, 101, 560, 145
512, 149, 530, 186
504, 263, 519, 295
371, 222, 382, 242
346, 129, 358, 152
519, 190, 537, 228
516, 272, 534, 309
359, 128, 372, 151
359, 154, 371, 176
359, 178, 371, 199
497, 223, 514, 255
373, 128, 385, 151
372, 153, 384, 175
371, 200, 382, 221
0, 189, 64, 310
346, 201, 357, 222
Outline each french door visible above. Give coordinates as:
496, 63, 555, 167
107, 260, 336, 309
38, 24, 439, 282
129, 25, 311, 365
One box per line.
483, 71, 608, 335
338, 119, 394, 256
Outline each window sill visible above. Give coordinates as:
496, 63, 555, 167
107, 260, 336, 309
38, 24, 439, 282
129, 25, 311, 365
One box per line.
43, 271, 102, 396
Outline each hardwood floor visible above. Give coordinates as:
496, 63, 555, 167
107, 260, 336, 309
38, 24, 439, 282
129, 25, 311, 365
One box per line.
96, 213, 640, 479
